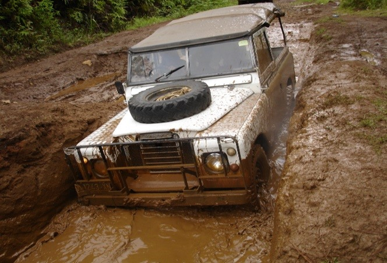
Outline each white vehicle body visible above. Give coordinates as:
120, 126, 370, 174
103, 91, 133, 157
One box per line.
64, 3, 295, 207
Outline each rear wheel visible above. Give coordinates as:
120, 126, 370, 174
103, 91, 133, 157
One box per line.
248, 144, 270, 209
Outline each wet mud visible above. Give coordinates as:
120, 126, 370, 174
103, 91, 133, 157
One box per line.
1, 1, 386, 262
14, 122, 291, 263
16, 205, 272, 262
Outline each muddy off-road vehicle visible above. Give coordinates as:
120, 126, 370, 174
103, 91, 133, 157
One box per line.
64, 3, 295, 208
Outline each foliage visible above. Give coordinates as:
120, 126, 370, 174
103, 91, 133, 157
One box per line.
53, 0, 127, 32
0, 0, 236, 58
0, 0, 61, 54
126, 0, 237, 29
293, 0, 387, 11
340, 0, 387, 10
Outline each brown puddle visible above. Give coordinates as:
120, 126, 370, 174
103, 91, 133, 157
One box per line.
16, 206, 272, 262
15, 118, 290, 263
45, 73, 119, 101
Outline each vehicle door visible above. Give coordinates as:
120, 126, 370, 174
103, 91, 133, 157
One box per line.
252, 28, 286, 130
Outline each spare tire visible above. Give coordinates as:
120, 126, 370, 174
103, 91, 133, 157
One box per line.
129, 81, 211, 123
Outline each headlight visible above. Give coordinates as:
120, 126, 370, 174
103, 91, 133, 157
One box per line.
92, 159, 108, 178
204, 153, 229, 174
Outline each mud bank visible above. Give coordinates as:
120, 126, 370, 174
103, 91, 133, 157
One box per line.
271, 5, 387, 262
0, 23, 165, 262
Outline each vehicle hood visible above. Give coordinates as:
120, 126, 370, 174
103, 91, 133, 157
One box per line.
112, 87, 254, 137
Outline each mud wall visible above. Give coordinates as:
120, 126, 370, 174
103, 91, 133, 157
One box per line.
271, 12, 387, 262
0, 24, 166, 262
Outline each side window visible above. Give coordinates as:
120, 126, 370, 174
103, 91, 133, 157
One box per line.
253, 31, 273, 77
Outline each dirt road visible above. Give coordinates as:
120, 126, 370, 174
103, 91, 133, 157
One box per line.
0, 1, 386, 262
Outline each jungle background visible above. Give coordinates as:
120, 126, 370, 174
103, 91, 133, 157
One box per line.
1, 0, 385, 72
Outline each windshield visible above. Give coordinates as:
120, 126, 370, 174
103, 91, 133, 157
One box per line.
129, 38, 254, 84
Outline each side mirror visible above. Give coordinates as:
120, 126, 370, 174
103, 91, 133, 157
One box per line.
115, 81, 125, 95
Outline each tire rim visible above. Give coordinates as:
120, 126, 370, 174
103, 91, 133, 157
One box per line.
146, 86, 191, 102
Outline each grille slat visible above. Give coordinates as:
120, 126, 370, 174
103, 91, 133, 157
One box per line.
144, 161, 182, 165
142, 151, 180, 155
143, 156, 181, 160
141, 145, 177, 149
140, 141, 183, 172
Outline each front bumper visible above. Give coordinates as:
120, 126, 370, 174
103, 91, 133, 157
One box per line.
78, 189, 251, 207
65, 135, 253, 207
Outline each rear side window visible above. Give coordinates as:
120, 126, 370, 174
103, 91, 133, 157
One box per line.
253, 31, 273, 75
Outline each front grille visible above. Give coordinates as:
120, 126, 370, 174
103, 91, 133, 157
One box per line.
140, 141, 183, 173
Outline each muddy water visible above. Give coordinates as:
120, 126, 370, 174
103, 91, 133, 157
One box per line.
45, 72, 122, 103
16, 22, 313, 263
17, 205, 273, 262
15, 118, 289, 263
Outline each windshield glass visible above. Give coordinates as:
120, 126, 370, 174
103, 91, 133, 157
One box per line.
129, 38, 254, 84
130, 48, 187, 83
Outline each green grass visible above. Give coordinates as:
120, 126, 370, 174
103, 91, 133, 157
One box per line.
340, 0, 387, 10
126, 0, 237, 30
357, 97, 387, 154
321, 258, 340, 263
338, 0, 387, 17
316, 16, 344, 24
322, 92, 354, 108
315, 26, 332, 41
294, 0, 387, 17
126, 16, 170, 30
338, 8, 387, 17
360, 98, 387, 128
357, 132, 387, 155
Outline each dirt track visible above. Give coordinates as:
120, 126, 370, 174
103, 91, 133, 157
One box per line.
0, 1, 386, 262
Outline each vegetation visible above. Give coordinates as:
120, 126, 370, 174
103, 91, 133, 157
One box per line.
293, 0, 387, 15
0, 0, 236, 62
357, 96, 387, 154
2, 0, 385, 66
340, 0, 387, 10
322, 92, 353, 108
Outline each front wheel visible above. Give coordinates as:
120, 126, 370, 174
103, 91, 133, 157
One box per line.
248, 144, 270, 209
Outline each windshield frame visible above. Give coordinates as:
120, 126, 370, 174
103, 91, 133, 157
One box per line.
127, 37, 256, 85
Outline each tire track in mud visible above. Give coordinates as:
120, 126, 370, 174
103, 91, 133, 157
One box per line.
14, 21, 314, 263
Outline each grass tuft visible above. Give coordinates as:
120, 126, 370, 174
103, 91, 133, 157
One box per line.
323, 92, 354, 108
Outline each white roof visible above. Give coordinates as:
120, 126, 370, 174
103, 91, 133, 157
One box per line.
130, 3, 282, 52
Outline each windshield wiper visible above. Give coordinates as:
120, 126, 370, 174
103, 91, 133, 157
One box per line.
155, 65, 185, 82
